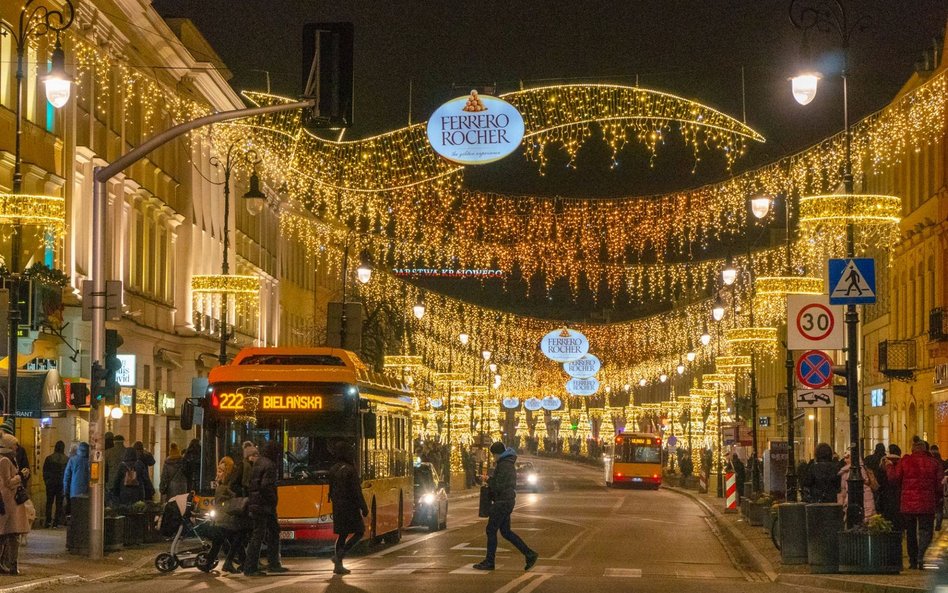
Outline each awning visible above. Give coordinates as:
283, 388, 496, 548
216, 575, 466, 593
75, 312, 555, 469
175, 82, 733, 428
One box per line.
0, 368, 67, 418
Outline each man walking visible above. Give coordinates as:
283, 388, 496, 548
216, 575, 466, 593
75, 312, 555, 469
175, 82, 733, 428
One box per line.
328, 441, 368, 575
473, 442, 538, 571
886, 439, 943, 569
243, 440, 288, 577
43, 441, 68, 527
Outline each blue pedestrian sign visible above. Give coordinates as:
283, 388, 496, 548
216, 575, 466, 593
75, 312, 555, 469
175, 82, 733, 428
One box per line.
828, 258, 876, 305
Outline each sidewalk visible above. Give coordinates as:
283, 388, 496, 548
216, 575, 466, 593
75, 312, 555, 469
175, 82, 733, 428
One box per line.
0, 529, 164, 593
669, 486, 930, 593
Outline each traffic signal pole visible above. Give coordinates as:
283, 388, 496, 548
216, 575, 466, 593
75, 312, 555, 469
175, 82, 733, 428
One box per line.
88, 99, 314, 559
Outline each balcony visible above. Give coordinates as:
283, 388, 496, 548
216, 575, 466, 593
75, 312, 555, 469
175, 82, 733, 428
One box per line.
879, 340, 917, 381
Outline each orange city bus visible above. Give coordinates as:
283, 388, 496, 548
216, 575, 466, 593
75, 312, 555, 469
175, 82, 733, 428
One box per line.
199, 347, 414, 548
604, 432, 663, 488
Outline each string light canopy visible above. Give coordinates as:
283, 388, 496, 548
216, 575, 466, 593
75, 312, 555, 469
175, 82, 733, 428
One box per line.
715, 356, 752, 372
0, 193, 67, 239
799, 194, 901, 225
191, 275, 260, 317
724, 327, 779, 358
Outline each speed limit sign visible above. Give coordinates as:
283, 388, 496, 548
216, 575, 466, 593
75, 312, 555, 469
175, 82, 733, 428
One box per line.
788, 295, 845, 350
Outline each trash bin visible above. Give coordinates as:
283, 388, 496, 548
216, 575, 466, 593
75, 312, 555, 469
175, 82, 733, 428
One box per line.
806, 503, 844, 573
778, 503, 808, 564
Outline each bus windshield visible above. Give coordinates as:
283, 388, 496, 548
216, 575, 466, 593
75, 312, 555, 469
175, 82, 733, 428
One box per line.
616, 439, 661, 463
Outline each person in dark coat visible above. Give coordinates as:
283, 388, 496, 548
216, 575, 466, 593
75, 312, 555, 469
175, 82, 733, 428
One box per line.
42, 441, 68, 528
886, 440, 943, 569
243, 441, 287, 577
111, 447, 154, 507
183, 439, 202, 492
328, 441, 368, 575
202, 456, 249, 574
102, 434, 127, 504
878, 445, 903, 533
802, 443, 841, 503
159, 443, 189, 502
473, 442, 538, 571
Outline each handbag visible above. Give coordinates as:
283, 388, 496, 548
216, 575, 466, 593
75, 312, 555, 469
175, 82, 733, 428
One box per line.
223, 496, 249, 517
14, 485, 28, 505
478, 485, 493, 518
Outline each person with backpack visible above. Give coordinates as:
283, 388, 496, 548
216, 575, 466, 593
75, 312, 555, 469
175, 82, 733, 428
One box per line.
159, 443, 189, 501
111, 448, 153, 507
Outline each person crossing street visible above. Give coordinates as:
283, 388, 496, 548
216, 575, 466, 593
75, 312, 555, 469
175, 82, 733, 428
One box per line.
473, 442, 538, 571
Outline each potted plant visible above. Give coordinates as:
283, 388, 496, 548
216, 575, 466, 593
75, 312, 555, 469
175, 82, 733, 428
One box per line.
123, 501, 147, 547
838, 515, 901, 574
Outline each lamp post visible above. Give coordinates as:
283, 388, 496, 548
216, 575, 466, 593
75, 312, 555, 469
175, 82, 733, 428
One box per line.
713, 308, 725, 497
1, 0, 74, 424
790, 0, 865, 523
211, 145, 264, 365
750, 194, 798, 500
338, 241, 371, 349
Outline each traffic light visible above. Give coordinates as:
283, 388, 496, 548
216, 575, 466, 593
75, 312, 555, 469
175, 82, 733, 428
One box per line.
91, 361, 106, 406
832, 364, 849, 398
103, 329, 123, 404
69, 382, 89, 408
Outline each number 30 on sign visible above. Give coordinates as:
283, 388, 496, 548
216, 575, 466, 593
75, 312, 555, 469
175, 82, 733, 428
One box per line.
787, 295, 845, 351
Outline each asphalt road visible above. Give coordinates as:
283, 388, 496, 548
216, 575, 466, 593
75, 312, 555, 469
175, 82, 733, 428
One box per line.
65, 457, 829, 593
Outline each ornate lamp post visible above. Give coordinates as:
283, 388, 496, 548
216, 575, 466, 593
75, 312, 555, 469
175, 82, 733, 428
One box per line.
790, 0, 868, 526
1, 0, 74, 423
210, 145, 264, 365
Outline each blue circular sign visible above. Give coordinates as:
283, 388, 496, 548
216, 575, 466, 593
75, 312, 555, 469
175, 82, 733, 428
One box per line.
796, 350, 833, 389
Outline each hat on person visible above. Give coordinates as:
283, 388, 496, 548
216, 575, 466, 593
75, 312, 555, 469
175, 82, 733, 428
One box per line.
113, 435, 125, 444
0, 433, 17, 455
0, 418, 14, 436
489, 441, 506, 455
243, 444, 259, 460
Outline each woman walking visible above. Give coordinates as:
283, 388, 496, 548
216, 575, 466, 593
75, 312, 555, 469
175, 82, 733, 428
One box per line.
202, 456, 249, 573
0, 434, 32, 574
328, 441, 368, 575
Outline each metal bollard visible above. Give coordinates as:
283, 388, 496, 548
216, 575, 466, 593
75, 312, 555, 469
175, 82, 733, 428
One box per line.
806, 503, 844, 574
778, 502, 808, 564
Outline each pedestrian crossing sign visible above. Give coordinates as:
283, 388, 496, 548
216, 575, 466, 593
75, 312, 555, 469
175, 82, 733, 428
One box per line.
828, 258, 876, 305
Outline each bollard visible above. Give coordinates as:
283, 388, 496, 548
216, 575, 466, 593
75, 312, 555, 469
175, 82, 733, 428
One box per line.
725, 472, 738, 512
67, 495, 91, 555
778, 503, 808, 564
806, 503, 844, 574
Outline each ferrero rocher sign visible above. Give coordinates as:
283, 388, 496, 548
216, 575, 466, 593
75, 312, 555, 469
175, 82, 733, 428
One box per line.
427, 90, 525, 165
565, 377, 600, 397
539, 328, 589, 363
564, 354, 601, 379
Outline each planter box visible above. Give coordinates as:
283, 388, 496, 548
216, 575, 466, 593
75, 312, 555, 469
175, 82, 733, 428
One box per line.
838, 531, 901, 574
762, 507, 775, 533
104, 516, 125, 553
747, 503, 766, 526
124, 513, 146, 547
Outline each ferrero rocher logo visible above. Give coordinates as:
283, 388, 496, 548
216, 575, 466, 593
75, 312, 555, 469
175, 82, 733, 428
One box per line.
462, 90, 486, 112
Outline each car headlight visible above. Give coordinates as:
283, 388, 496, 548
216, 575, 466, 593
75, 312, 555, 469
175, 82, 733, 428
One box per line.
422, 493, 435, 505
526, 474, 538, 485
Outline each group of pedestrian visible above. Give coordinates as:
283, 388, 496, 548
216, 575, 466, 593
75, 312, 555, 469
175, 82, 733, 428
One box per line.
801, 438, 945, 570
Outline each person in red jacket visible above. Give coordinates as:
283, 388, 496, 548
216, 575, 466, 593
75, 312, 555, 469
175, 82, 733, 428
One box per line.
885, 440, 943, 569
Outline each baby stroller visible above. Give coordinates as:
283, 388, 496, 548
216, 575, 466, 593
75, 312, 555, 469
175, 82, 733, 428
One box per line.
155, 493, 216, 573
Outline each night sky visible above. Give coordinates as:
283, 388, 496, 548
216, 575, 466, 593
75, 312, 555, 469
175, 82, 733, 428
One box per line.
151, 1, 946, 319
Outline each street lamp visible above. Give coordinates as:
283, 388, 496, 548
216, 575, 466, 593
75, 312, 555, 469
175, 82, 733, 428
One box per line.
210, 144, 262, 365
482, 349, 492, 362
686, 338, 697, 362
659, 372, 668, 383
700, 322, 712, 347
1, 0, 75, 424
459, 332, 470, 346
338, 243, 372, 348
677, 359, 685, 375
412, 296, 426, 320
722, 256, 738, 287
790, 73, 821, 106
638, 378, 647, 387
242, 168, 267, 215
790, 0, 866, 527
712, 296, 726, 322
750, 194, 773, 220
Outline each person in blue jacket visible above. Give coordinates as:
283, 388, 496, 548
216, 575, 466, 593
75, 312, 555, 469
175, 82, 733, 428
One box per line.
63, 442, 90, 504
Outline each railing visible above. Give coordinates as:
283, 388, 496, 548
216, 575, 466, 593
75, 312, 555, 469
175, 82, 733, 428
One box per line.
930, 308, 947, 342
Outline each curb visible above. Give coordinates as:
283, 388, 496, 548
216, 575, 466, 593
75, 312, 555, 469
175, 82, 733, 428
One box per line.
776, 573, 928, 593
666, 486, 778, 582
448, 490, 480, 502
0, 548, 158, 593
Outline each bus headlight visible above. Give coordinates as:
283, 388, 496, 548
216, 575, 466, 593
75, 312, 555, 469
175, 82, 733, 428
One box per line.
422, 493, 435, 505
317, 513, 334, 523
526, 474, 538, 485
